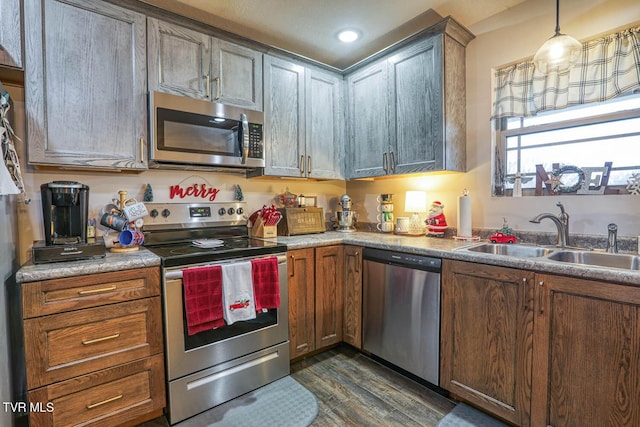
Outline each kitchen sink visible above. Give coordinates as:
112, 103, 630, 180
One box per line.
464, 243, 554, 258
547, 250, 640, 270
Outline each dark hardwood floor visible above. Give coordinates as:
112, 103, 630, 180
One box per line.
291, 344, 456, 426
140, 344, 456, 426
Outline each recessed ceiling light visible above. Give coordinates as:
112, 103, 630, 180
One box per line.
338, 30, 360, 43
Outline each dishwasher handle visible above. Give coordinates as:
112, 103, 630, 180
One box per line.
362, 247, 441, 273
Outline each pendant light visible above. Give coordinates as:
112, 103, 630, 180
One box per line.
533, 0, 582, 73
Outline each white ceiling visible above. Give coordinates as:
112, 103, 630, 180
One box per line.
143, 0, 529, 69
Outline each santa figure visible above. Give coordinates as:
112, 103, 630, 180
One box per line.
425, 201, 448, 237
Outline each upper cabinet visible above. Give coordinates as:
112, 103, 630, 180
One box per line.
148, 18, 263, 111
25, 0, 148, 170
0, 0, 23, 69
346, 18, 473, 178
253, 55, 344, 179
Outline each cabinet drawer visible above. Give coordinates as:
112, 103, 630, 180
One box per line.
28, 354, 165, 427
24, 298, 163, 389
22, 267, 160, 318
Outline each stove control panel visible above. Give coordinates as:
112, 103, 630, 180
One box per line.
142, 202, 249, 230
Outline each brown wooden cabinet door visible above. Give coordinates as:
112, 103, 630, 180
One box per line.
441, 260, 534, 426
343, 245, 363, 348
315, 245, 344, 349
287, 248, 316, 358
531, 274, 640, 427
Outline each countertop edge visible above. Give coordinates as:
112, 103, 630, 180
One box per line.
16, 232, 640, 286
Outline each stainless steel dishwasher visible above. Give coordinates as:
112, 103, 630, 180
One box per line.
363, 247, 441, 385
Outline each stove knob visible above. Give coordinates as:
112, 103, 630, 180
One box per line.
150, 209, 159, 218
228, 207, 235, 215
218, 208, 226, 216
162, 208, 171, 218
236, 207, 244, 215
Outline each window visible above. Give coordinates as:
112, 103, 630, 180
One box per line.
495, 93, 640, 196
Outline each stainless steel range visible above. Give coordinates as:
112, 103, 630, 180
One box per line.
142, 202, 289, 425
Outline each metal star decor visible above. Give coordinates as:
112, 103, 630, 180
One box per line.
545, 170, 564, 193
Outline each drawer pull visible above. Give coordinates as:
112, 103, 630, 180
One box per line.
82, 333, 120, 345
86, 394, 123, 409
78, 285, 117, 295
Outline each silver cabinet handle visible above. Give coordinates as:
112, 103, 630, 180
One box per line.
213, 76, 221, 100
383, 152, 388, 173
300, 155, 305, 175
139, 138, 145, 163
290, 255, 295, 277
203, 74, 211, 98
307, 156, 312, 175
389, 151, 396, 173
522, 278, 528, 310
538, 281, 544, 314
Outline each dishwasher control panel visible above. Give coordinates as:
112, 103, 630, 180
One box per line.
364, 247, 441, 272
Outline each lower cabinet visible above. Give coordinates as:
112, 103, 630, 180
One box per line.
441, 260, 534, 426
21, 267, 165, 426
288, 245, 345, 359
531, 274, 640, 427
342, 245, 363, 349
442, 259, 640, 427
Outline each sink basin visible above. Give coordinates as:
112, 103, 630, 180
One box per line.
464, 243, 554, 258
547, 251, 640, 270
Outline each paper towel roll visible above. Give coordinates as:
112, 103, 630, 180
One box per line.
457, 193, 472, 237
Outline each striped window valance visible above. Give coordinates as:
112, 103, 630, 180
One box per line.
492, 26, 640, 120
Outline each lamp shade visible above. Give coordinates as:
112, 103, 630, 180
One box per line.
405, 191, 427, 213
533, 33, 582, 73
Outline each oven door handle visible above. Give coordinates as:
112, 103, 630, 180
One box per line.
165, 254, 287, 280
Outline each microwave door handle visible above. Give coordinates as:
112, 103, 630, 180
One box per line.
240, 113, 249, 165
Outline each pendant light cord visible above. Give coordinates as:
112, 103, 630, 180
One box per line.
555, 0, 561, 35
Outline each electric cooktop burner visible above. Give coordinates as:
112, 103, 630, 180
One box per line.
141, 202, 287, 267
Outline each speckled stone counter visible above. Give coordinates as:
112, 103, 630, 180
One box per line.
17, 231, 640, 286
16, 248, 161, 283
271, 231, 640, 286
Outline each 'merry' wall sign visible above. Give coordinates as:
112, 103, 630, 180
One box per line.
170, 182, 220, 201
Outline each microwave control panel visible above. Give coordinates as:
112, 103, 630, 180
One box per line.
248, 124, 263, 158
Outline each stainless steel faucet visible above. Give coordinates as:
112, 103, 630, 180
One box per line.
530, 202, 570, 247
606, 223, 618, 253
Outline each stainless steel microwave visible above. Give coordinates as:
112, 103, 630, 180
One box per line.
149, 91, 264, 169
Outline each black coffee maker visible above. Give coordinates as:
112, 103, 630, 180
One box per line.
33, 181, 105, 264
41, 181, 90, 245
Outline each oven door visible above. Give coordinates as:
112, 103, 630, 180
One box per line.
163, 253, 288, 381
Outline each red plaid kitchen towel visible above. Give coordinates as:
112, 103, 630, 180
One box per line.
183, 265, 225, 335
251, 257, 280, 311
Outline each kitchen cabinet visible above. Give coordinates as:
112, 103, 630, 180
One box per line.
24, 0, 148, 170
287, 245, 344, 359
288, 248, 315, 358
441, 260, 534, 426
22, 267, 165, 426
443, 259, 640, 427
148, 18, 263, 110
531, 274, 640, 427
0, 0, 22, 69
255, 55, 344, 179
342, 245, 363, 349
346, 18, 473, 178
315, 245, 344, 348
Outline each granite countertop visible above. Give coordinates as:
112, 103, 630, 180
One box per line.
16, 247, 161, 283
273, 231, 640, 286
17, 231, 640, 286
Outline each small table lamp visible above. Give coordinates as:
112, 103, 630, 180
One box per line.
404, 191, 427, 236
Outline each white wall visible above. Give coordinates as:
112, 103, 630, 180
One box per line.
347, 0, 640, 239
